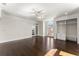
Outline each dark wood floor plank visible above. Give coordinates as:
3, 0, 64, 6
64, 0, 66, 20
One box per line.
0, 36, 79, 56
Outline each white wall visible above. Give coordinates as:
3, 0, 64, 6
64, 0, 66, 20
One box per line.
55, 13, 79, 44
44, 21, 48, 36
38, 21, 43, 36
0, 11, 37, 43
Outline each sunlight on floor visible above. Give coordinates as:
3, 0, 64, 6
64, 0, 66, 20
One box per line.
45, 49, 76, 56
59, 51, 76, 56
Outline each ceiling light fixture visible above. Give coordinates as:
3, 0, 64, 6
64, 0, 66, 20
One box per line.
32, 8, 46, 20
65, 12, 68, 15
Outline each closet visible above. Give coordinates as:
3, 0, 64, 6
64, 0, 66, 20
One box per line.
56, 18, 77, 42
57, 20, 66, 40
66, 19, 77, 42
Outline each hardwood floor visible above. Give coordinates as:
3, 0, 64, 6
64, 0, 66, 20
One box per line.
0, 36, 79, 56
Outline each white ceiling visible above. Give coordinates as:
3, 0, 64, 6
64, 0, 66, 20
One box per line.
2, 3, 79, 21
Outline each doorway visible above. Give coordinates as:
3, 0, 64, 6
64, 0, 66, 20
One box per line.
47, 21, 54, 37
32, 24, 39, 36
